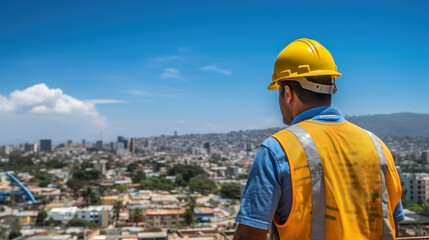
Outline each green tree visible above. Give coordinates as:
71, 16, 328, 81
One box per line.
168, 164, 205, 183
189, 174, 216, 195
403, 199, 424, 212
113, 201, 123, 221
68, 218, 97, 228
81, 187, 99, 206
175, 173, 186, 187
66, 178, 84, 197
114, 185, 128, 193
0, 154, 34, 172
8, 229, 21, 240
46, 217, 55, 227
131, 170, 145, 183
184, 196, 196, 226
35, 210, 48, 226
422, 198, 429, 213
34, 171, 53, 187
127, 162, 139, 172
144, 227, 162, 232
220, 183, 241, 200
140, 176, 174, 191
131, 208, 143, 226
71, 169, 101, 181
46, 159, 66, 169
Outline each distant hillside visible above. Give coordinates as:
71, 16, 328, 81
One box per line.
346, 113, 429, 137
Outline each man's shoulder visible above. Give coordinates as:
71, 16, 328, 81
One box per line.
261, 136, 282, 151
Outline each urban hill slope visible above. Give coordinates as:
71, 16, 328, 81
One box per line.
346, 112, 429, 137
166, 113, 429, 146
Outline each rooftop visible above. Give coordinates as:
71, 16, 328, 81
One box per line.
145, 208, 185, 215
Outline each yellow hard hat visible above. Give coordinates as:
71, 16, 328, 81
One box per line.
268, 38, 341, 94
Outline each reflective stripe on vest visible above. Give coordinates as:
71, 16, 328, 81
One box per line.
288, 125, 325, 239
367, 131, 394, 240
286, 125, 393, 239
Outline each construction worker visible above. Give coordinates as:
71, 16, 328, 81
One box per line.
234, 38, 404, 240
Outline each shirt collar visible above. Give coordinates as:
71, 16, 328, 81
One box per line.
290, 106, 345, 125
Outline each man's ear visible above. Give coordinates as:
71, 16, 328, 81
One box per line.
284, 85, 293, 103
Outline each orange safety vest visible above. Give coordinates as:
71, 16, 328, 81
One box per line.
272, 120, 402, 240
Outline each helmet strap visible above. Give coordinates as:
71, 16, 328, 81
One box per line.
292, 77, 337, 94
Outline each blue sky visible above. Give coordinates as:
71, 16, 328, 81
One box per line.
0, 0, 428, 144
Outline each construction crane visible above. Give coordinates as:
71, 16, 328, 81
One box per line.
0, 172, 36, 204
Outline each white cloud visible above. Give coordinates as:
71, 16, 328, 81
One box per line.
0, 83, 109, 144
0, 83, 100, 117
177, 120, 186, 124
160, 68, 185, 81
201, 65, 231, 77
0, 95, 14, 112
85, 99, 128, 104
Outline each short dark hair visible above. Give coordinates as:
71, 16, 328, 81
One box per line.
279, 76, 333, 105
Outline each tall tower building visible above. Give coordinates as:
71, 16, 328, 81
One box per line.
204, 142, 210, 155
117, 136, 128, 150
96, 140, 103, 151
422, 151, 429, 164
24, 143, 38, 153
129, 138, 136, 153
40, 139, 52, 152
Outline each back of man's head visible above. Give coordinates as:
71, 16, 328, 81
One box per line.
279, 75, 334, 106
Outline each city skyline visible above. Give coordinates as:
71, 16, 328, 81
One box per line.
1, 0, 428, 144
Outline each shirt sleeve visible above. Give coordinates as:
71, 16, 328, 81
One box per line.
393, 200, 405, 222
235, 138, 291, 230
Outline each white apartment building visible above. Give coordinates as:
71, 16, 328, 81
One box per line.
401, 172, 429, 203
48, 207, 78, 222
48, 205, 113, 227
93, 160, 107, 175
75, 205, 113, 227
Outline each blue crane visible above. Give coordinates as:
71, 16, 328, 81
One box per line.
0, 172, 36, 204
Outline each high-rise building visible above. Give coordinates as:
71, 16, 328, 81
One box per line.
116, 142, 125, 155
422, 151, 429, 164
129, 138, 136, 153
24, 143, 38, 153
0, 145, 13, 155
40, 139, 52, 152
96, 140, 103, 151
117, 136, 128, 150
204, 142, 210, 155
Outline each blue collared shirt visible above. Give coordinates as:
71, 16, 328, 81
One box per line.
235, 106, 405, 230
